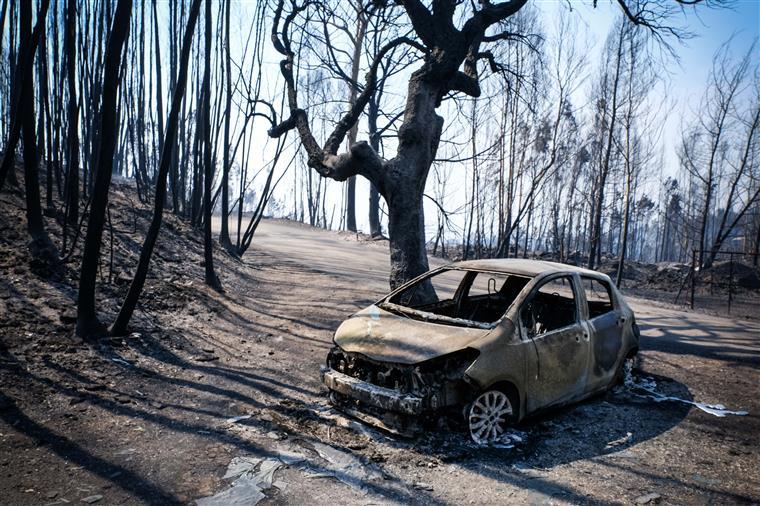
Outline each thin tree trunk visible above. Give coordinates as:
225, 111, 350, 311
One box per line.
616, 170, 632, 287
202, 0, 221, 290
367, 96, 382, 238
151, 0, 165, 157
218, 0, 233, 250
588, 24, 625, 270
19, 0, 51, 243
0, 0, 51, 191
111, 0, 202, 335
76, 0, 133, 338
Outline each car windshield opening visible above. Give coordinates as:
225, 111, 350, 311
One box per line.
384, 268, 532, 326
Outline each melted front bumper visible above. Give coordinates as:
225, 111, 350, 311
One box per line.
320, 366, 426, 415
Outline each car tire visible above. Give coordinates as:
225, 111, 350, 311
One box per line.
466, 389, 517, 444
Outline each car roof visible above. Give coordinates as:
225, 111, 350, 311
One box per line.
447, 258, 605, 278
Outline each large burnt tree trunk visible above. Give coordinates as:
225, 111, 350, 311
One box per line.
76, 0, 133, 339
269, 0, 527, 288
384, 76, 443, 289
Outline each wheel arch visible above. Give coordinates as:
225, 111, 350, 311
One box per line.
482, 380, 522, 421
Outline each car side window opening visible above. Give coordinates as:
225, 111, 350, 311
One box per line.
581, 277, 615, 318
387, 269, 531, 325
521, 276, 578, 338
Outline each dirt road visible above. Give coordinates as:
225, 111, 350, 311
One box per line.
220, 218, 760, 504
1, 212, 758, 505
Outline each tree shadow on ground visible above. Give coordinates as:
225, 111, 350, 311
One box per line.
0, 391, 185, 504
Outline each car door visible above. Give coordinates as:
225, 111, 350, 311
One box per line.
520, 274, 590, 412
579, 276, 624, 392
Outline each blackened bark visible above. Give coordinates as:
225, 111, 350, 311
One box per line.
19, 0, 47, 239
387, 190, 429, 292
111, 0, 202, 336
344, 10, 366, 234
0, 0, 7, 76
151, 0, 165, 157
218, 0, 233, 250
76, 0, 133, 338
64, 0, 79, 228
38, 27, 55, 214
3, 0, 18, 188
0, 0, 51, 191
202, 0, 221, 291
367, 96, 382, 238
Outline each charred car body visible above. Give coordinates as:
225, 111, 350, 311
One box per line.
321, 259, 640, 442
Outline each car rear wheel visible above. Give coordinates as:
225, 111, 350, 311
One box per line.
468, 390, 514, 444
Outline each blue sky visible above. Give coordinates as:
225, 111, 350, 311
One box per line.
546, 0, 759, 178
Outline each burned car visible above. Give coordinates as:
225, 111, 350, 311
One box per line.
321, 259, 640, 443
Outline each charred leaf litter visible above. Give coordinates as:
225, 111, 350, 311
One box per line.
197, 365, 747, 505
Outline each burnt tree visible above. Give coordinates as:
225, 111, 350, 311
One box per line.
18, 0, 53, 251
269, 0, 528, 289
76, 0, 133, 338
0, 0, 50, 191
202, 0, 222, 291
111, 0, 203, 336
64, 0, 80, 230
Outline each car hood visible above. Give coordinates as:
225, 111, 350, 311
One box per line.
333, 304, 492, 364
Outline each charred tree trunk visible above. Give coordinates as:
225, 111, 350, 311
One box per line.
19, 0, 51, 244
616, 169, 632, 287
384, 75, 442, 290
367, 95, 382, 238
0, 0, 50, 191
202, 0, 221, 291
111, 0, 202, 335
218, 0, 233, 250
76, 0, 133, 338
343, 8, 368, 233
64, 0, 79, 228
588, 23, 624, 271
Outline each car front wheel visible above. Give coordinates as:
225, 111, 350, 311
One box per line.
467, 390, 514, 444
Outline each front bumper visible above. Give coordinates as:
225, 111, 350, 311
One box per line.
320, 366, 426, 415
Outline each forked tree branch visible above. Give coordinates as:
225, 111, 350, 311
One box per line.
269, 0, 425, 191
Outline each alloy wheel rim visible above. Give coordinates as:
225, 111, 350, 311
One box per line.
469, 390, 513, 444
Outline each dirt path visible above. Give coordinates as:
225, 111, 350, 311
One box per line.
1, 212, 758, 505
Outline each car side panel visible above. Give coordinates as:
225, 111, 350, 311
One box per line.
580, 276, 638, 393
584, 310, 624, 392
464, 319, 528, 419
524, 322, 590, 412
